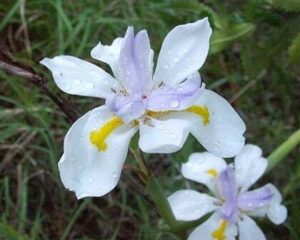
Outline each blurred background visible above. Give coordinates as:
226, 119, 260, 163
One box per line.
0, 0, 299, 239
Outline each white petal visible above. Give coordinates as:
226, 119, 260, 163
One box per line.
40, 56, 117, 98
238, 215, 266, 240
168, 189, 218, 221
234, 144, 267, 191
248, 184, 287, 225
267, 204, 287, 225
59, 106, 137, 199
91, 38, 123, 79
187, 89, 246, 158
138, 115, 190, 153
153, 18, 212, 86
266, 184, 287, 224
188, 213, 238, 240
181, 152, 227, 195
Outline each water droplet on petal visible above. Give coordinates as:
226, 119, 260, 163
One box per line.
74, 79, 81, 85
170, 99, 179, 108
167, 50, 172, 55
173, 57, 180, 63
183, 49, 188, 53
112, 172, 118, 180
169, 133, 177, 140
85, 82, 94, 89
88, 177, 94, 184
163, 65, 169, 70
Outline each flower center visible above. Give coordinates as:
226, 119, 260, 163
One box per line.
90, 116, 123, 151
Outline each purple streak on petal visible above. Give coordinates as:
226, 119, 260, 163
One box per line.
119, 27, 152, 96
147, 72, 204, 111
106, 93, 147, 123
217, 167, 237, 202
238, 185, 273, 212
219, 200, 238, 223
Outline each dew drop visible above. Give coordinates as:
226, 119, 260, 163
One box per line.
173, 57, 180, 63
85, 82, 94, 89
183, 49, 188, 53
170, 99, 179, 108
88, 177, 94, 184
167, 50, 172, 55
77, 165, 84, 171
169, 133, 177, 140
74, 79, 81, 85
112, 172, 118, 180
163, 65, 169, 70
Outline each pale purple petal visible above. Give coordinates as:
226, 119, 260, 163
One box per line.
219, 200, 238, 223
119, 27, 152, 96
147, 72, 204, 111
238, 185, 273, 212
217, 167, 237, 201
134, 30, 153, 93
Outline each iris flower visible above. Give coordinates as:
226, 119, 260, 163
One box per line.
168, 144, 287, 240
40, 18, 245, 198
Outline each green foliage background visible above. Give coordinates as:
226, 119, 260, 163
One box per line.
0, 0, 299, 239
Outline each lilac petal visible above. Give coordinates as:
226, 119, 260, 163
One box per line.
147, 72, 203, 111
119, 27, 152, 96
106, 94, 147, 123
238, 185, 273, 212
219, 200, 238, 223
217, 167, 237, 201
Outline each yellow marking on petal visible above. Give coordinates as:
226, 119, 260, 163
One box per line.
212, 220, 227, 240
89, 116, 123, 151
207, 169, 218, 178
186, 105, 210, 125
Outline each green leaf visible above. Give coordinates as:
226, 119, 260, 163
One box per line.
0, 222, 30, 240
272, 0, 300, 12
288, 32, 300, 63
210, 23, 255, 54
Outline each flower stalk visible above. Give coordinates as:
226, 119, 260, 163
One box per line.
267, 128, 300, 171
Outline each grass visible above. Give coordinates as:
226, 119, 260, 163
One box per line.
0, 0, 299, 239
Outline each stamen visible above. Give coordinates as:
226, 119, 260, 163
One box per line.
212, 220, 227, 240
207, 169, 218, 178
186, 105, 210, 125
90, 116, 123, 151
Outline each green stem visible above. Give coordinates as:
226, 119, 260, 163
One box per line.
145, 174, 180, 230
267, 128, 300, 172
130, 147, 149, 178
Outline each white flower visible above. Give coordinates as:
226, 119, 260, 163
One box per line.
168, 144, 287, 240
40, 18, 246, 198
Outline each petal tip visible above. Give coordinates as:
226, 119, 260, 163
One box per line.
39, 57, 51, 67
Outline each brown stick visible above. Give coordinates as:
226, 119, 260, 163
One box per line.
0, 45, 81, 122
